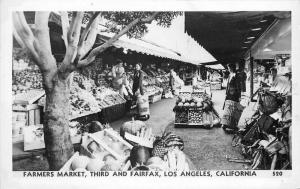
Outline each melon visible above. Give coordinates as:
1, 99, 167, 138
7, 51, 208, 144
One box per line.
196, 102, 202, 107
178, 102, 183, 106
190, 102, 195, 106
93, 151, 110, 160
71, 155, 90, 170
130, 146, 150, 167
101, 161, 122, 171
110, 142, 123, 154
184, 102, 190, 107
86, 158, 105, 171
103, 154, 117, 164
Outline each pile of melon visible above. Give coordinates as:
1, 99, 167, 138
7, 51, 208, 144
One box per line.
176, 96, 205, 108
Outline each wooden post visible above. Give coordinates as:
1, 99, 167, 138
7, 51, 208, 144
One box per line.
250, 55, 254, 99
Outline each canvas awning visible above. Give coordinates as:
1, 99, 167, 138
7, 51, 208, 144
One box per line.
246, 18, 291, 59
184, 11, 290, 63
205, 64, 225, 70
97, 34, 186, 62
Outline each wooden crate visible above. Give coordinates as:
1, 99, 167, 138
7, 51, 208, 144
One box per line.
81, 129, 132, 161
23, 124, 82, 151
13, 104, 42, 126
80, 129, 132, 171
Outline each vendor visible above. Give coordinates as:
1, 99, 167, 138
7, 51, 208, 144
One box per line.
112, 59, 131, 98
132, 63, 144, 96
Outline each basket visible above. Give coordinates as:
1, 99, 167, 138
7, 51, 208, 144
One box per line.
258, 92, 279, 115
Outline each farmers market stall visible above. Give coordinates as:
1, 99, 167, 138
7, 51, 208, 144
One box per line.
173, 85, 220, 128
59, 119, 195, 171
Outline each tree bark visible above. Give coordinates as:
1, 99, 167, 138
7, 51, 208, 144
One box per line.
43, 72, 74, 170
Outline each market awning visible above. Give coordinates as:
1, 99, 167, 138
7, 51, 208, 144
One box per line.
246, 18, 291, 59
205, 64, 225, 70
184, 11, 290, 63
96, 34, 186, 62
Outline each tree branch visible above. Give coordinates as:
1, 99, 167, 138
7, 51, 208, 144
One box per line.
59, 12, 84, 75
13, 12, 39, 63
60, 11, 69, 48
77, 12, 160, 68
78, 12, 100, 48
77, 18, 140, 67
141, 12, 159, 23
76, 12, 100, 60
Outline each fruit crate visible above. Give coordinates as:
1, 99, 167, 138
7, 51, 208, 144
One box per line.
23, 124, 82, 151
174, 110, 189, 124
100, 102, 126, 122
13, 104, 43, 126
81, 129, 132, 171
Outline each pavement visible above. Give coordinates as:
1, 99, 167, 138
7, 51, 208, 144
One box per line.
109, 88, 257, 170
13, 88, 258, 170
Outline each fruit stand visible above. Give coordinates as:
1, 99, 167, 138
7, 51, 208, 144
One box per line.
174, 87, 220, 128
58, 120, 195, 171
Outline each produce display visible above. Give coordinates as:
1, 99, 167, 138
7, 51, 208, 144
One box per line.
188, 110, 203, 124
175, 111, 188, 124
12, 69, 43, 95
174, 91, 220, 127
59, 119, 192, 171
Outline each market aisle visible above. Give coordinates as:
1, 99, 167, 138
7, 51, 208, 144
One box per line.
110, 98, 177, 136
165, 89, 250, 170
110, 90, 254, 170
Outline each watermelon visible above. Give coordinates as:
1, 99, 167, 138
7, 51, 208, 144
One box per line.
130, 146, 151, 167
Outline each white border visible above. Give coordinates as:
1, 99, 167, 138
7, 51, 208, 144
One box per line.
1, 0, 300, 188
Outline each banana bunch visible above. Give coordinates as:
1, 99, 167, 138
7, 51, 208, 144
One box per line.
136, 127, 156, 144
164, 148, 189, 171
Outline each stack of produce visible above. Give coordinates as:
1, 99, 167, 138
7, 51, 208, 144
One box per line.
144, 85, 162, 96
128, 132, 189, 171
12, 69, 43, 95
70, 84, 100, 117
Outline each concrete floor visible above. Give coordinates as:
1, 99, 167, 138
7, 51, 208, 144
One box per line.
13, 88, 258, 170
109, 88, 257, 170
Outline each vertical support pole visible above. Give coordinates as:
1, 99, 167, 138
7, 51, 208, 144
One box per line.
250, 54, 254, 99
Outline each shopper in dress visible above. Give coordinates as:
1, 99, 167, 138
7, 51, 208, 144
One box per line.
221, 63, 243, 133
132, 63, 144, 96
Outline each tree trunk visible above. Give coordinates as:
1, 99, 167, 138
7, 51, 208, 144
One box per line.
43, 73, 74, 170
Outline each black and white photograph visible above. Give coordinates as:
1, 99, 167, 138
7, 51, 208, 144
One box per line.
1, 0, 300, 188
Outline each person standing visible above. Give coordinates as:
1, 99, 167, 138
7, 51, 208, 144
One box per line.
132, 63, 144, 96
112, 59, 125, 93
221, 63, 243, 133
169, 69, 175, 94
237, 61, 247, 94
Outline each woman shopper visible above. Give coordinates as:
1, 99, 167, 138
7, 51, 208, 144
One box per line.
132, 63, 150, 121
132, 63, 144, 96
221, 63, 244, 133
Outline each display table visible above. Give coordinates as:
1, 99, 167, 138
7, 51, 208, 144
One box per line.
174, 87, 220, 128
